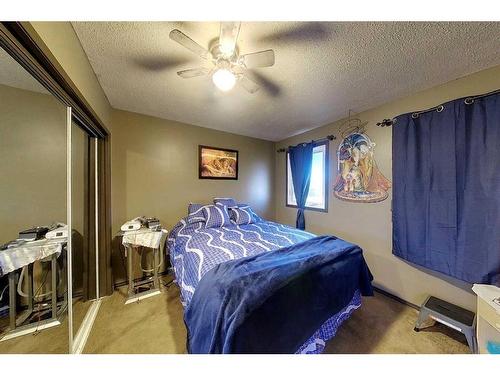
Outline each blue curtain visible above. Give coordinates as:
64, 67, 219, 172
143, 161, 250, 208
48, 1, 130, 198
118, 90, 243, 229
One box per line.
392, 92, 500, 285
289, 142, 314, 230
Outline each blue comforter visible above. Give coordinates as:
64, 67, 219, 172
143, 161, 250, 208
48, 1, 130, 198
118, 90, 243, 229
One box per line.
184, 235, 373, 353
168, 218, 315, 307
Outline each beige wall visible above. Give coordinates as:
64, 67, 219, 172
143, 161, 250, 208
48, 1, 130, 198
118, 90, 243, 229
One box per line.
275, 65, 500, 312
110, 109, 275, 282
26, 22, 112, 131
0, 84, 67, 245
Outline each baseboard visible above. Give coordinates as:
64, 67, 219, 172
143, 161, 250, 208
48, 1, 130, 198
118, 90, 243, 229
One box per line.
115, 277, 419, 311
372, 285, 420, 310
112, 274, 418, 314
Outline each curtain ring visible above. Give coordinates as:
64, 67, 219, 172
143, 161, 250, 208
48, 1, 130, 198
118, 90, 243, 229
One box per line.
411, 113, 419, 119
464, 97, 474, 105
436, 105, 444, 112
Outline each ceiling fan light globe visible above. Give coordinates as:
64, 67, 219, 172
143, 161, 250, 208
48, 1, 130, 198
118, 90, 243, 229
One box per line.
212, 68, 236, 92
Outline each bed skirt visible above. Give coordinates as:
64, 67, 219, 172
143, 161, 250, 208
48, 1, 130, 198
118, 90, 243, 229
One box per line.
296, 289, 362, 354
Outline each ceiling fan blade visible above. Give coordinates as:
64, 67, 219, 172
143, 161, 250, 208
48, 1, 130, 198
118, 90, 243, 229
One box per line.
247, 71, 281, 97
133, 56, 192, 72
169, 29, 211, 60
219, 22, 241, 56
177, 67, 211, 78
257, 22, 330, 43
239, 49, 275, 68
238, 73, 260, 94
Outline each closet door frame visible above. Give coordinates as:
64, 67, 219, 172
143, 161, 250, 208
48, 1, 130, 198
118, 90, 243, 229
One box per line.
68, 111, 102, 353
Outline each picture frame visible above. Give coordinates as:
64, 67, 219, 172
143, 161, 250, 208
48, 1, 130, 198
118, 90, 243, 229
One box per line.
198, 145, 239, 180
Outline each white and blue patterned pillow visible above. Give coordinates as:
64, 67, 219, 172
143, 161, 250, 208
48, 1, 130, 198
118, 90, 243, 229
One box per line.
185, 203, 206, 225
229, 205, 258, 225
186, 213, 206, 225
213, 198, 238, 208
202, 204, 231, 228
188, 203, 206, 215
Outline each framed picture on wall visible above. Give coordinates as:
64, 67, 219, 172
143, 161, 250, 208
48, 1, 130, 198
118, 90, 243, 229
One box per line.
199, 145, 239, 180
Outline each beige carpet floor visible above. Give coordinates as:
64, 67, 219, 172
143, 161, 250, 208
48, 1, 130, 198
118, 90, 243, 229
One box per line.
81, 283, 470, 354
0, 280, 470, 354
84, 283, 186, 354
324, 292, 469, 354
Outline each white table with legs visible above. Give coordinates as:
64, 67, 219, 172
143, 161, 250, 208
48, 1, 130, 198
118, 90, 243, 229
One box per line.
121, 228, 167, 304
0, 238, 67, 341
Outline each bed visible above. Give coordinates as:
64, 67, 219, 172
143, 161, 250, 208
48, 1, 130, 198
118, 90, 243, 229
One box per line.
167, 200, 373, 354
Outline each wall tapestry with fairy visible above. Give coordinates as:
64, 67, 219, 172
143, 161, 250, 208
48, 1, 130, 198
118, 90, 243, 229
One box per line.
333, 118, 391, 203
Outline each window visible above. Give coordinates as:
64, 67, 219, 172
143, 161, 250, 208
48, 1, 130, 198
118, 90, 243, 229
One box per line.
286, 141, 328, 211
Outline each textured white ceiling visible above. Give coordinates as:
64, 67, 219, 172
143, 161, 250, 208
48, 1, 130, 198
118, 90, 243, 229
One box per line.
0, 47, 48, 94
72, 22, 500, 141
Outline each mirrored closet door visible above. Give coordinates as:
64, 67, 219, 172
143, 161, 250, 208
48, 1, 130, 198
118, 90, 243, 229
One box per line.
0, 40, 102, 354
0, 46, 69, 353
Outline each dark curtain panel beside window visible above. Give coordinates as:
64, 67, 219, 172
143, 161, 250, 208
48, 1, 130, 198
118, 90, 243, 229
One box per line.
392, 92, 500, 285
289, 142, 314, 230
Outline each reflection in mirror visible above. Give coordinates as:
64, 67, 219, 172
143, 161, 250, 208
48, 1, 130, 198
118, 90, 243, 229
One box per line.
0, 46, 69, 353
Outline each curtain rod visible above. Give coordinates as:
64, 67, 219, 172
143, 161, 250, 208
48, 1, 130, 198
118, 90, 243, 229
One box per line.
375, 88, 500, 128
276, 135, 336, 153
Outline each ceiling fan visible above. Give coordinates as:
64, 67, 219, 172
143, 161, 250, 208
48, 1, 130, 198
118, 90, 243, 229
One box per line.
169, 22, 275, 93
